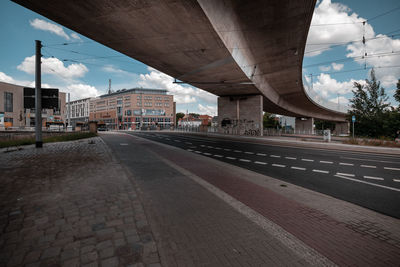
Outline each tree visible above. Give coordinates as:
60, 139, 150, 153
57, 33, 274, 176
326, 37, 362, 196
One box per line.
314, 120, 335, 131
263, 113, 280, 128
394, 79, 400, 104
348, 69, 390, 137
176, 112, 185, 122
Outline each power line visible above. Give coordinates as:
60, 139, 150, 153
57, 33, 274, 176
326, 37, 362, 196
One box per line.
310, 5, 400, 27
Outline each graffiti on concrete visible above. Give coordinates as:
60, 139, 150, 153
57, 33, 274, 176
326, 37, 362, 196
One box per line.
220, 118, 261, 136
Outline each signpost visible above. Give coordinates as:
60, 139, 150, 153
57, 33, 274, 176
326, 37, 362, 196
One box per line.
352, 115, 356, 139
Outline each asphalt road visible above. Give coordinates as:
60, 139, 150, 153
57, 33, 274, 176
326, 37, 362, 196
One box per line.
128, 131, 400, 219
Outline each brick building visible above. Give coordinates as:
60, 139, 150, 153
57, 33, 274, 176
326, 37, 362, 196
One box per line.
89, 88, 175, 130
0, 81, 66, 129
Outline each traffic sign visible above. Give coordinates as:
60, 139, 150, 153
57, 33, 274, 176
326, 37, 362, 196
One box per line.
352, 115, 355, 122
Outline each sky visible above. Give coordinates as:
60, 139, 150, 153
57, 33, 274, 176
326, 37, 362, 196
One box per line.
0, 0, 399, 116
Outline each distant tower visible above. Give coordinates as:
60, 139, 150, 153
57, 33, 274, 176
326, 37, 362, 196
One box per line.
108, 79, 112, 94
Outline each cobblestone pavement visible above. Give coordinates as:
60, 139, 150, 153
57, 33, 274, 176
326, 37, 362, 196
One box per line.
0, 138, 160, 267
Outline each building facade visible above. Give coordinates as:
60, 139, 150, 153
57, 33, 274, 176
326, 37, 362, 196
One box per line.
65, 97, 91, 130
0, 81, 66, 129
89, 88, 175, 130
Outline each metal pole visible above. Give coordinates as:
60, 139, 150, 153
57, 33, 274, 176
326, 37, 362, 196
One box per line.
35, 40, 42, 148
352, 121, 355, 139
67, 93, 70, 129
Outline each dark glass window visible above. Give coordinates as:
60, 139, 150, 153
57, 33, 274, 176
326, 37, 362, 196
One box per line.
4, 92, 13, 112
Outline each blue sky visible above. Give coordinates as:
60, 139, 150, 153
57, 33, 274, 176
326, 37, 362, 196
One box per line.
0, 0, 399, 115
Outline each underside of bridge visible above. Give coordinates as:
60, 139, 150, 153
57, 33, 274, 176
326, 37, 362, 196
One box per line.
13, 0, 347, 136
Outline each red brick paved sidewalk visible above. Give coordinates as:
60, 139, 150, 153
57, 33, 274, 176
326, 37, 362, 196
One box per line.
141, 135, 400, 266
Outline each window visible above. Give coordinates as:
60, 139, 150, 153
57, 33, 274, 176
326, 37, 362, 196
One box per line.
126, 110, 132, 116
137, 102, 142, 107
4, 92, 13, 112
164, 103, 170, 107
117, 100, 123, 105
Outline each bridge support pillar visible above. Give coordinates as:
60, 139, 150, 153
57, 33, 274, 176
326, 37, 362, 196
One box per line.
334, 122, 350, 136
295, 117, 314, 135
218, 95, 263, 136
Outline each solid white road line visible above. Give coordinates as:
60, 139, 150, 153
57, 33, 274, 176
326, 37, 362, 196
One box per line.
272, 164, 286, 168
254, 161, 267, 165
270, 155, 281, 158
334, 175, 400, 192
302, 159, 314, 162
291, 166, 306, 171
336, 172, 355, 177
239, 159, 251, 162
257, 153, 267, 156
361, 165, 377, 168
214, 154, 223, 158
384, 167, 400, 171
320, 161, 333, 164
226, 157, 236, 160
245, 151, 254, 154
339, 162, 354, 166
285, 157, 297, 160
363, 176, 384, 181
313, 169, 329, 174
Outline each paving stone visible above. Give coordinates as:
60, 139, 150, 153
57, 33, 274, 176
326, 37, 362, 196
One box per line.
100, 256, 118, 267
40, 247, 61, 260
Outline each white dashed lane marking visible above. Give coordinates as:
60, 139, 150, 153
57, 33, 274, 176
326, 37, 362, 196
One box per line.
361, 165, 376, 168
234, 150, 242, 153
339, 162, 354, 166
270, 155, 281, 158
186, 149, 193, 152
384, 167, 400, 171
254, 161, 267, 165
239, 159, 251, 162
224, 149, 232, 151
363, 176, 384, 181
320, 161, 333, 164
257, 153, 267, 156
185, 142, 192, 144
272, 164, 286, 168
195, 151, 202, 154
285, 157, 297, 160
226, 157, 236, 160
336, 172, 355, 177
245, 152, 254, 154
313, 169, 329, 174
302, 159, 314, 162
291, 166, 306, 171
394, 179, 400, 182
203, 153, 212, 156
120, 143, 129, 146
214, 154, 223, 158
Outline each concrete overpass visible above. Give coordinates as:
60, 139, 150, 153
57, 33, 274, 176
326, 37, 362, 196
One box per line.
13, 0, 349, 135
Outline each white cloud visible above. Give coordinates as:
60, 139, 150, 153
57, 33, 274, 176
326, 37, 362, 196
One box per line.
306, 0, 371, 57
329, 95, 349, 105
102, 65, 139, 78
30, 18, 70, 40
64, 84, 100, 100
319, 65, 331, 71
70, 32, 81, 40
347, 36, 400, 87
17, 55, 88, 80
311, 73, 364, 98
198, 104, 217, 116
0, 71, 51, 88
138, 67, 217, 105
331, 63, 344, 71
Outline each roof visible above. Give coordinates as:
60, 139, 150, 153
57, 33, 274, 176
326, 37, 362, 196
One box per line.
99, 88, 168, 98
